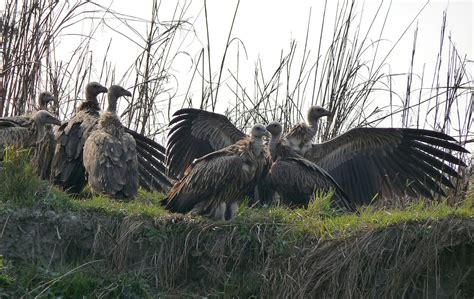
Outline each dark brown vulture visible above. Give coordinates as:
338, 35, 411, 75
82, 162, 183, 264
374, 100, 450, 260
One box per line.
284, 106, 333, 155
30, 91, 56, 180
303, 127, 469, 205
164, 124, 268, 221
0, 110, 61, 159
265, 122, 354, 211
83, 85, 138, 199
51, 82, 109, 194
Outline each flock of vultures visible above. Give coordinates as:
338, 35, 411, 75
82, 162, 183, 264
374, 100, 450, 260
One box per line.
0, 82, 469, 220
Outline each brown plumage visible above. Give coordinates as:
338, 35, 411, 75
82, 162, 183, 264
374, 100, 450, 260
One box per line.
51, 82, 109, 194
0, 110, 61, 159
164, 124, 268, 221
83, 85, 138, 199
265, 122, 354, 211
304, 127, 469, 205
51, 82, 172, 195
166, 108, 246, 178
165, 106, 331, 177
30, 91, 56, 180
284, 106, 333, 155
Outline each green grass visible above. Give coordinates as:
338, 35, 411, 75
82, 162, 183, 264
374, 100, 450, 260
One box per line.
0, 148, 472, 240
0, 148, 43, 204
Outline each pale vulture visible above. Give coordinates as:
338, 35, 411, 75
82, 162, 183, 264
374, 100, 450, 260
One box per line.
83, 85, 138, 199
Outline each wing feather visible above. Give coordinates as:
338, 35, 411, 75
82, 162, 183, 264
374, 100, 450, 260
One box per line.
306, 127, 468, 205
166, 108, 246, 177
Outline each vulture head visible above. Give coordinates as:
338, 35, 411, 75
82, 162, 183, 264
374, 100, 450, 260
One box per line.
107, 85, 132, 113
266, 121, 283, 137
32, 110, 61, 126
38, 91, 54, 110
250, 124, 268, 139
307, 106, 333, 124
85, 82, 108, 102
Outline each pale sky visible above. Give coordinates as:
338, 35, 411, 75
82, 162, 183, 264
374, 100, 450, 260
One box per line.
24, 0, 474, 145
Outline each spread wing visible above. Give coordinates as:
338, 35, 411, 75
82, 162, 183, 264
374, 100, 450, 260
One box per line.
268, 157, 354, 211
166, 108, 246, 177
125, 128, 174, 192
305, 127, 469, 205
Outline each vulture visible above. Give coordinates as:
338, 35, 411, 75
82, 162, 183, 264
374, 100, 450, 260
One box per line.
52, 82, 173, 195
83, 85, 138, 199
265, 122, 354, 211
51, 82, 109, 194
284, 106, 333, 155
30, 91, 56, 180
166, 107, 469, 206
163, 124, 268, 221
0, 110, 61, 159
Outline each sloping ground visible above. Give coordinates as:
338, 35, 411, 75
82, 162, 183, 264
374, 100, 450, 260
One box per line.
0, 150, 473, 297
0, 205, 472, 298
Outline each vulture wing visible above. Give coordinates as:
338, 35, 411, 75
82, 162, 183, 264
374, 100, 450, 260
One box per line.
267, 156, 354, 211
305, 127, 469, 205
52, 110, 99, 194
166, 108, 246, 177
125, 128, 174, 192
164, 150, 247, 215
31, 126, 55, 180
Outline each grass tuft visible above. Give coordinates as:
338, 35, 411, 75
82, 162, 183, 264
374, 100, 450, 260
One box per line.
0, 148, 44, 205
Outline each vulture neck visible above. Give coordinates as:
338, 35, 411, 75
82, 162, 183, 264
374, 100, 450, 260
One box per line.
106, 94, 118, 113
31, 120, 47, 144
268, 132, 281, 161
100, 95, 123, 136
85, 90, 100, 104
307, 118, 320, 139
250, 136, 264, 157
38, 102, 48, 111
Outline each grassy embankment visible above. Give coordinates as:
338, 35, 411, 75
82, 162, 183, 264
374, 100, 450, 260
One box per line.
0, 149, 472, 297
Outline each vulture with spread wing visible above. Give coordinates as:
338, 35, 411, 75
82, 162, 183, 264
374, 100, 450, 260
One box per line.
303, 127, 469, 205
51, 82, 109, 194
30, 91, 56, 180
83, 85, 138, 199
0, 110, 61, 159
266, 122, 354, 210
164, 124, 268, 221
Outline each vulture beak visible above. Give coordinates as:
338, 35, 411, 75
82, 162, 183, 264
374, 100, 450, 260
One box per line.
264, 130, 271, 138
123, 90, 132, 97
52, 118, 62, 126
100, 86, 109, 94
323, 109, 334, 117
